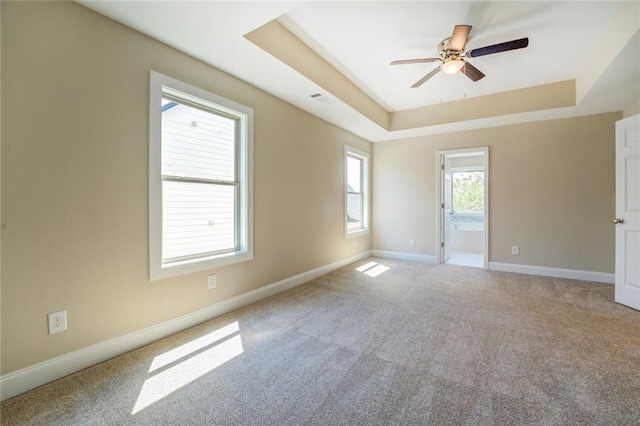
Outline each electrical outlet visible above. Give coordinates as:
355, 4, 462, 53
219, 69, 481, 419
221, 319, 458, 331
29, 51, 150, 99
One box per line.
208, 274, 217, 289
48, 310, 67, 335
512, 246, 520, 255
409, 239, 416, 247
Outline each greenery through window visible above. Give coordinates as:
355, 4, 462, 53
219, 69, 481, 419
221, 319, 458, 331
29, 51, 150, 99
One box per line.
452, 170, 484, 213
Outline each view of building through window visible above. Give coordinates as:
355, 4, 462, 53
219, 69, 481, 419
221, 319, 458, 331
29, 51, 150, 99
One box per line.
161, 96, 239, 263
150, 72, 253, 279
346, 154, 363, 231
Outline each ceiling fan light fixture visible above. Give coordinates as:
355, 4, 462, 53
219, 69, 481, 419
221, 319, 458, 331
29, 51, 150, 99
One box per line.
441, 58, 465, 74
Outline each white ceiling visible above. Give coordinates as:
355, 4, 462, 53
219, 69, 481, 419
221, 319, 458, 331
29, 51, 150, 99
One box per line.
79, 1, 640, 142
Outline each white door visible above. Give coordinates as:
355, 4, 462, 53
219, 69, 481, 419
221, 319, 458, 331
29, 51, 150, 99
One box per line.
615, 114, 640, 311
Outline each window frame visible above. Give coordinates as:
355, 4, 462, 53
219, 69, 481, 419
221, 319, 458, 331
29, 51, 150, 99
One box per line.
149, 71, 253, 280
344, 146, 370, 238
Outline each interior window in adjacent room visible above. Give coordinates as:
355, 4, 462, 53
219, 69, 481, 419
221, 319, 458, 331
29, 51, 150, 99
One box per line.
149, 72, 253, 280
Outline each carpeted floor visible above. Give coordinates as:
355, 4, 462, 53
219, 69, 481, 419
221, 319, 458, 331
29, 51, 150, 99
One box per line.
2, 257, 639, 425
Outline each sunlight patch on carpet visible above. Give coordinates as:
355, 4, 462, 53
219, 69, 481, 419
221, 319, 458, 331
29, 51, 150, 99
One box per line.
355, 261, 391, 277
149, 322, 240, 373
132, 322, 244, 414
356, 261, 378, 272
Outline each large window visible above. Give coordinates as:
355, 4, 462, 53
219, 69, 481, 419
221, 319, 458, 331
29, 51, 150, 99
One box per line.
345, 146, 369, 236
149, 72, 253, 280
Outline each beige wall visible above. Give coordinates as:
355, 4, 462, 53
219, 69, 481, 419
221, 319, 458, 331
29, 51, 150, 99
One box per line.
373, 112, 620, 273
1, 2, 370, 374
0, 1, 3, 374
624, 98, 640, 118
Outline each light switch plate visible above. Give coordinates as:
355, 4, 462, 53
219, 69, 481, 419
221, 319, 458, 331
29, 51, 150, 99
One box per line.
208, 274, 217, 289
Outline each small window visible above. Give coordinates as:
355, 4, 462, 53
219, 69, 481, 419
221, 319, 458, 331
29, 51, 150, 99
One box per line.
345, 146, 369, 237
452, 170, 485, 213
149, 72, 253, 280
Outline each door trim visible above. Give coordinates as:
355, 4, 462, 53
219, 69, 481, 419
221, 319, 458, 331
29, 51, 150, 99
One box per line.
436, 147, 489, 269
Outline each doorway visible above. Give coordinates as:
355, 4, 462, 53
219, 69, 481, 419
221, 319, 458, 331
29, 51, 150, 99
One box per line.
437, 147, 489, 268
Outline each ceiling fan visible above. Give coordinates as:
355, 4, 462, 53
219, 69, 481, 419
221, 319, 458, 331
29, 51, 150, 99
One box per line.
391, 25, 529, 88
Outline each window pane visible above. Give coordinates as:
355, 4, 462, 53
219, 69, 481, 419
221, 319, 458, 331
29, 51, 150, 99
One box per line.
161, 98, 236, 182
162, 181, 236, 261
347, 156, 362, 193
452, 171, 484, 213
347, 193, 362, 230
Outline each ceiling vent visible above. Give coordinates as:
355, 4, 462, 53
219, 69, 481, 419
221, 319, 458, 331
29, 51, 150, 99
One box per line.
310, 93, 336, 106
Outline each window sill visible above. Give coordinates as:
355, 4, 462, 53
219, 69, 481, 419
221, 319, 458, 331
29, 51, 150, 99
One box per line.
150, 250, 253, 281
345, 229, 370, 239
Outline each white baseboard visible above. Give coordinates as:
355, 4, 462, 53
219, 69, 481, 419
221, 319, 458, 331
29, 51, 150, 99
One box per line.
369, 251, 613, 284
371, 250, 437, 264
489, 262, 614, 284
0, 251, 372, 401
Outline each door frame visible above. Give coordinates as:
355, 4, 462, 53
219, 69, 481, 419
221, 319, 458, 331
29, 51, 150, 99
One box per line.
436, 147, 489, 269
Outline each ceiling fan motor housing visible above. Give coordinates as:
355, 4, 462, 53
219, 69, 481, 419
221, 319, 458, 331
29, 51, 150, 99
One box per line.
438, 37, 465, 63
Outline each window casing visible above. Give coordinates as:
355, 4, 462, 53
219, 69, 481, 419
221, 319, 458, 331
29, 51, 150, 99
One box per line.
149, 72, 253, 280
345, 146, 370, 237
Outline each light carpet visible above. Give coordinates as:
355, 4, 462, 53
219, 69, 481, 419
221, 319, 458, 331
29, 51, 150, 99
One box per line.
2, 257, 639, 425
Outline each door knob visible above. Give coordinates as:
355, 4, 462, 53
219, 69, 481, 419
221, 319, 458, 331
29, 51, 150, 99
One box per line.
613, 218, 624, 224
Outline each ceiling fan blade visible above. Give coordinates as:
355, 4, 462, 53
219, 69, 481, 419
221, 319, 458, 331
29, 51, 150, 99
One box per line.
450, 25, 472, 51
411, 67, 441, 88
467, 37, 529, 57
391, 58, 440, 65
461, 62, 485, 82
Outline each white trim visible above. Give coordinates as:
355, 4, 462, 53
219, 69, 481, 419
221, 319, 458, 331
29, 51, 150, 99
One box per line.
0, 251, 372, 401
149, 71, 254, 281
489, 262, 614, 284
449, 165, 484, 173
372, 250, 437, 264
345, 229, 369, 239
344, 145, 370, 238
436, 147, 489, 269
370, 252, 612, 283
